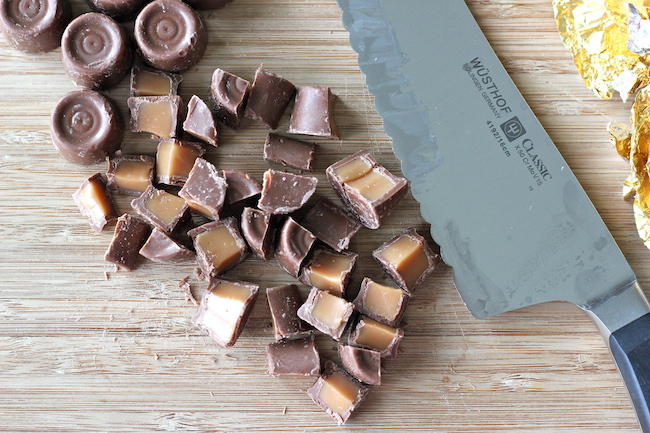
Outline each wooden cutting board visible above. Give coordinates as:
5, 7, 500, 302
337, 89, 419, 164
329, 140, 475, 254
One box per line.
0, 0, 645, 431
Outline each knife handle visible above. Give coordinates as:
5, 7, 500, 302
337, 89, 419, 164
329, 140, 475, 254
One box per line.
610, 313, 650, 432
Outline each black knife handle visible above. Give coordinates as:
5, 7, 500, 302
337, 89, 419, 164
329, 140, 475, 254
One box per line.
610, 313, 650, 432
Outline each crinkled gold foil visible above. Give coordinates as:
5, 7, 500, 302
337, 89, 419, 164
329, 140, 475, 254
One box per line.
607, 121, 632, 160
553, 0, 649, 101
630, 0, 650, 19
631, 87, 650, 245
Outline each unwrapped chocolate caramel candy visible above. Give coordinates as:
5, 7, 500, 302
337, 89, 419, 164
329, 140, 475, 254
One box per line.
299, 249, 358, 297
266, 336, 320, 377
131, 185, 190, 233
222, 169, 262, 205
241, 207, 276, 260
192, 277, 259, 347
348, 316, 403, 360
264, 133, 316, 171
156, 139, 204, 186
275, 217, 316, 278
139, 227, 195, 263
104, 213, 151, 271
106, 153, 155, 196
245, 66, 296, 129
338, 344, 381, 386
301, 198, 362, 252
352, 277, 408, 328
72, 173, 118, 232
184, 0, 232, 10
85, 0, 147, 21
258, 169, 318, 214
183, 95, 218, 146
128, 96, 182, 139
209, 68, 250, 129
0, 0, 71, 53
326, 150, 408, 229
372, 227, 438, 295
130, 65, 182, 97
188, 217, 248, 277
267, 284, 312, 340
288, 86, 339, 139
297, 287, 354, 341
178, 158, 226, 219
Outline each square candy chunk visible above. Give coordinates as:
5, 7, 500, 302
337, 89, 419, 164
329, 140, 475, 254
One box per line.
131, 185, 190, 233
352, 277, 408, 327
258, 169, 318, 215
106, 153, 155, 196
178, 158, 227, 219
288, 86, 339, 139
266, 336, 320, 377
156, 139, 205, 186
104, 213, 151, 271
72, 173, 118, 232
348, 316, 403, 360
188, 217, 249, 277
139, 227, 196, 264
299, 249, 358, 298
297, 288, 354, 341
241, 207, 277, 260
372, 227, 439, 295
275, 217, 316, 279
263, 133, 316, 171
183, 95, 218, 146
245, 66, 296, 129
130, 65, 182, 97
301, 198, 362, 252
222, 169, 262, 205
267, 284, 312, 340
127, 96, 182, 139
209, 68, 250, 129
338, 344, 381, 386
192, 277, 259, 347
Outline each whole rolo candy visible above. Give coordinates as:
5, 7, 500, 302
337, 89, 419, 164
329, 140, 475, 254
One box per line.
0, 0, 72, 53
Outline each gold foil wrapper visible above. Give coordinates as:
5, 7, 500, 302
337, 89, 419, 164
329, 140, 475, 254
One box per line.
607, 121, 632, 160
630, 0, 650, 18
631, 87, 650, 245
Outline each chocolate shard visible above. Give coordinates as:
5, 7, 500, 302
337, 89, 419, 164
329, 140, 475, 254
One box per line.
266, 336, 320, 377
104, 213, 151, 271
72, 173, 118, 232
245, 66, 296, 129
156, 139, 205, 186
183, 95, 218, 146
139, 227, 196, 263
106, 153, 155, 196
275, 217, 316, 278
372, 227, 439, 295
258, 169, 318, 215
188, 217, 249, 277
288, 86, 340, 139
348, 316, 403, 360
209, 68, 251, 129
297, 287, 354, 341
131, 185, 190, 233
178, 158, 227, 220
222, 169, 262, 205
352, 277, 408, 328
128, 96, 183, 139
306, 360, 369, 426
129, 65, 183, 97
241, 207, 277, 260
192, 277, 259, 347
338, 344, 381, 386
266, 284, 312, 340
0, 0, 72, 53
299, 248, 358, 298
263, 133, 317, 171
300, 198, 362, 252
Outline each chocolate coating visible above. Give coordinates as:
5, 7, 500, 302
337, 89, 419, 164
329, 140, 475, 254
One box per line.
245, 66, 296, 129
338, 344, 381, 386
301, 198, 362, 252
184, 0, 231, 10
241, 207, 276, 260
183, 95, 218, 146
104, 213, 151, 271
139, 227, 196, 264
288, 86, 340, 139
275, 217, 316, 278
266, 284, 312, 340
85, 0, 147, 22
266, 336, 321, 377
209, 68, 250, 129
50, 90, 124, 165
222, 169, 261, 205
134, 0, 207, 72
0, 0, 72, 53
61, 13, 132, 90
258, 169, 318, 215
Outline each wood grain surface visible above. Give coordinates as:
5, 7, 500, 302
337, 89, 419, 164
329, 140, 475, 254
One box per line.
0, 0, 645, 431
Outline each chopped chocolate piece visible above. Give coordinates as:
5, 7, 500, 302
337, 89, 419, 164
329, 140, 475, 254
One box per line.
266, 284, 312, 340
139, 227, 195, 263
128, 96, 182, 139
50, 90, 123, 165
209, 68, 251, 129
104, 213, 151, 271
288, 86, 339, 139
106, 153, 155, 196
85, 0, 147, 21
297, 287, 354, 341
263, 133, 317, 171
72, 173, 118, 232
0, 0, 71, 53
131, 185, 190, 233
134, 0, 207, 72
266, 336, 320, 377
245, 66, 296, 129
61, 13, 132, 90
306, 361, 369, 426
338, 344, 381, 386
258, 169, 318, 215
222, 169, 262, 205
130, 65, 182, 97
184, 0, 232, 10
183, 95, 218, 146
348, 316, 403, 360
275, 217, 316, 278
353, 278, 408, 327
299, 249, 357, 297
156, 139, 204, 186
301, 198, 362, 252
178, 158, 226, 219
188, 217, 248, 277
241, 207, 276, 260
372, 227, 439, 295
326, 150, 408, 229
192, 277, 259, 347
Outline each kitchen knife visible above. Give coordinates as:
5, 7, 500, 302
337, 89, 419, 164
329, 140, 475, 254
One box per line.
337, 0, 650, 430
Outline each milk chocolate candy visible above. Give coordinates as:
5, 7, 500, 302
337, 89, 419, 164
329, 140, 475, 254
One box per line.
258, 169, 317, 215
72, 173, 118, 232
338, 344, 381, 386
223, 169, 262, 205
61, 13, 132, 90
156, 139, 204, 186
139, 227, 195, 263
134, 0, 207, 73
263, 133, 316, 171
297, 287, 354, 341
183, 95, 218, 146
188, 217, 248, 277
326, 150, 408, 229
266, 284, 311, 340
128, 96, 182, 139
130, 65, 182, 97
299, 249, 358, 298
209, 68, 250, 129
275, 217, 316, 279
266, 336, 320, 377
106, 153, 155, 196
245, 66, 296, 129
104, 213, 151, 271
178, 158, 226, 219
352, 278, 408, 328
184, 0, 232, 10
50, 90, 124, 165
306, 361, 369, 426
85, 0, 146, 21
192, 277, 259, 347
372, 227, 439, 295
301, 198, 362, 252
131, 185, 190, 233
288, 86, 339, 139
241, 207, 276, 260
348, 316, 403, 360
0, 0, 71, 53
